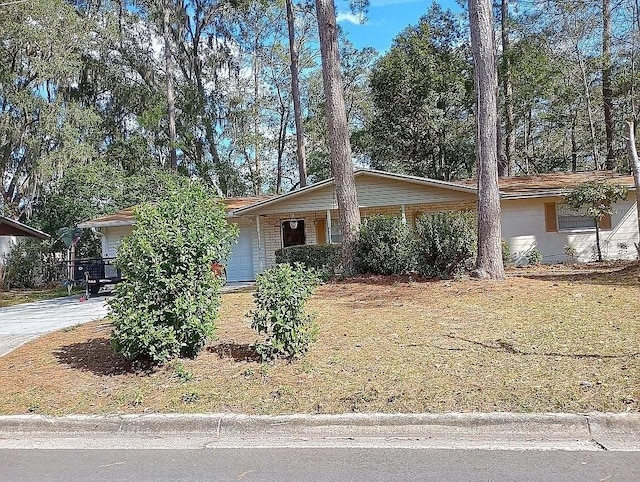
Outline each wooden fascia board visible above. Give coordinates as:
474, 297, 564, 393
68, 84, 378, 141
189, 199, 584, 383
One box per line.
0, 217, 50, 239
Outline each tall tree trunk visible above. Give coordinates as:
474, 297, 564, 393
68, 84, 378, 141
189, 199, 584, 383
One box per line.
627, 120, 640, 258
578, 48, 599, 170
603, 0, 615, 170
468, 0, 505, 280
501, 0, 515, 176
253, 40, 261, 195
497, 112, 507, 177
315, 0, 361, 273
163, 0, 178, 170
571, 113, 578, 172
286, 0, 308, 188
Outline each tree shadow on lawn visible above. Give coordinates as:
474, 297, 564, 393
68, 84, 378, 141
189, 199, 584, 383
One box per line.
517, 263, 639, 287
207, 342, 261, 362
54, 338, 151, 376
448, 334, 640, 359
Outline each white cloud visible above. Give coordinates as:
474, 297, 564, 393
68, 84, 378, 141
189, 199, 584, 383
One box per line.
336, 12, 365, 25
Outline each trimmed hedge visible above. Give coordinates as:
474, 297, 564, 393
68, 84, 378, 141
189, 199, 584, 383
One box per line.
414, 211, 477, 278
275, 244, 341, 279
353, 215, 416, 275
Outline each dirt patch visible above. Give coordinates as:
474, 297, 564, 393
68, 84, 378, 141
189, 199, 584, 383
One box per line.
0, 262, 638, 415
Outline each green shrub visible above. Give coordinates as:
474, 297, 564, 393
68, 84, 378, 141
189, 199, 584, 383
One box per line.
527, 246, 542, 265
2, 239, 63, 289
353, 215, 416, 275
414, 211, 477, 278
250, 263, 320, 361
109, 183, 237, 365
564, 243, 577, 263
275, 244, 341, 279
501, 239, 511, 266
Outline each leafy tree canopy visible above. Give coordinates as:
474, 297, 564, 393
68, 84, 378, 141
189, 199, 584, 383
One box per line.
366, 4, 474, 181
564, 181, 628, 220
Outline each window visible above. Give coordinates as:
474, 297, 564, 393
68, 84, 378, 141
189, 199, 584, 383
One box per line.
545, 202, 612, 232
329, 218, 342, 244
282, 220, 305, 247
556, 204, 595, 230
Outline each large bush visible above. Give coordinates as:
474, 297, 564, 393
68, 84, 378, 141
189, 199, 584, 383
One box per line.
353, 215, 415, 275
275, 244, 341, 279
414, 211, 476, 278
109, 183, 237, 365
250, 263, 320, 361
2, 239, 63, 289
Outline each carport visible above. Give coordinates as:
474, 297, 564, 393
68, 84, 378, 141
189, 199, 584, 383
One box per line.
0, 216, 50, 239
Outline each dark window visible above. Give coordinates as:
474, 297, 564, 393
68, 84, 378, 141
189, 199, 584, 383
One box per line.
282, 220, 305, 247
557, 204, 596, 230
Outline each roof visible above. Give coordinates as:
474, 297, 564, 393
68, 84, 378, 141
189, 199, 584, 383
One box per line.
234, 169, 477, 215
457, 170, 636, 199
78, 195, 273, 229
78, 171, 637, 228
0, 216, 50, 239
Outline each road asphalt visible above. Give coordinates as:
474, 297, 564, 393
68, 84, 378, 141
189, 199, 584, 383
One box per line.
3, 448, 640, 481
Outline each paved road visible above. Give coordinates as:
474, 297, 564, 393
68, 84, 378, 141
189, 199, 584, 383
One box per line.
1, 412, 638, 480
0, 295, 109, 357
1, 447, 639, 482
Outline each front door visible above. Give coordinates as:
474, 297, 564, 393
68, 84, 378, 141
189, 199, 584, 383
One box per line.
282, 220, 305, 248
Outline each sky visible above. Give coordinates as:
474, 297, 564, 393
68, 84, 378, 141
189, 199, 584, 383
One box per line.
335, 0, 462, 53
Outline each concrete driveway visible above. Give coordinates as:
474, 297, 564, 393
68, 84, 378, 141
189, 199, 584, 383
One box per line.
0, 295, 109, 357
0, 282, 254, 358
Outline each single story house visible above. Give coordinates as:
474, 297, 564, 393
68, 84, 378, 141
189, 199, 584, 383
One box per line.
79, 169, 639, 281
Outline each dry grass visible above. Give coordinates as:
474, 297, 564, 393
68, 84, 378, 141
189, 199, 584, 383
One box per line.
0, 287, 80, 308
0, 263, 638, 415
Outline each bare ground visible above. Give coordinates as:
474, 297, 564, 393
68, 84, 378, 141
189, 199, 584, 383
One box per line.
0, 262, 638, 415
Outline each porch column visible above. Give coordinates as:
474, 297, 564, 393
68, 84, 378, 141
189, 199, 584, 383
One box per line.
401, 204, 407, 224
255, 215, 264, 271
326, 209, 332, 244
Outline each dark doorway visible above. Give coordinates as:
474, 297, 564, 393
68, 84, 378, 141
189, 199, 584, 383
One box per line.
282, 220, 305, 248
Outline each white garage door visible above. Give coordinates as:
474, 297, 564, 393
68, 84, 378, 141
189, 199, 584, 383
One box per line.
225, 224, 254, 282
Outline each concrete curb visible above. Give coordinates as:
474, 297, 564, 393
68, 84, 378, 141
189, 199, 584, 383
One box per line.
1, 412, 638, 437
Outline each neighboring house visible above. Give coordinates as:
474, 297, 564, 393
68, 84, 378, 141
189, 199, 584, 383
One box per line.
0, 216, 51, 275
79, 170, 639, 281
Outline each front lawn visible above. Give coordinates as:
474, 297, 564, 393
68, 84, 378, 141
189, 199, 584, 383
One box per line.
0, 263, 638, 415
